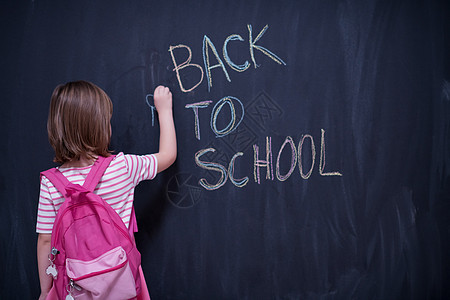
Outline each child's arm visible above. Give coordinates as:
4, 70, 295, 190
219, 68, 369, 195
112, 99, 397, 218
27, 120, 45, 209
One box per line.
37, 233, 52, 299
153, 86, 177, 173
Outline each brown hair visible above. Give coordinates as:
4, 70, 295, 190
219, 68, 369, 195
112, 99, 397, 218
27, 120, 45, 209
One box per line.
47, 80, 113, 164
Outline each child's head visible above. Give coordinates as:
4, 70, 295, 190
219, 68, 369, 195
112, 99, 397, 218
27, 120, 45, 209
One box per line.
47, 80, 113, 164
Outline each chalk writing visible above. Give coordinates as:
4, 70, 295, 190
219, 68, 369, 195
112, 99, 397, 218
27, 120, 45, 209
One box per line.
253, 136, 274, 184
319, 129, 342, 176
193, 129, 342, 190
168, 44, 204, 92
223, 34, 250, 72
185, 96, 245, 139
145, 94, 156, 126
169, 24, 286, 93
248, 24, 287, 68
276, 136, 297, 181
203, 35, 231, 92
162, 24, 342, 192
195, 148, 248, 190
228, 152, 249, 188
210, 96, 244, 138
185, 101, 213, 140
298, 134, 315, 179
253, 129, 342, 183
195, 148, 228, 190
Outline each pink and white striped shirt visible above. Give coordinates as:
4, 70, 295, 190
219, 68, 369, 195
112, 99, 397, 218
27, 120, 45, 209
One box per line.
36, 152, 157, 234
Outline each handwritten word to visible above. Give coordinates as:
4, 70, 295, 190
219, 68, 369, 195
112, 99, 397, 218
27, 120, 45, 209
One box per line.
195, 129, 342, 190
169, 24, 286, 93
185, 96, 245, 140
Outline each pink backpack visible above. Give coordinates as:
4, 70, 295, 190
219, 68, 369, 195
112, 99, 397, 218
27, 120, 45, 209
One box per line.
41, 155, 142, 299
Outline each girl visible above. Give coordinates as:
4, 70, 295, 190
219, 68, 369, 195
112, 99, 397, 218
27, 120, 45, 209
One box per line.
36, 81, 177, 299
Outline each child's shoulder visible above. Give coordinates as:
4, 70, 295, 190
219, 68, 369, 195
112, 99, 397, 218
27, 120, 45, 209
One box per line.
110, 152, 142, 169
112, 152, 125, 161
113, 152, 158, 173
109, 152, 127, 168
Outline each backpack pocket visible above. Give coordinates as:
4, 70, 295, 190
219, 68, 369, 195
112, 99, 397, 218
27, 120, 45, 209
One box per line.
66, 246, 137, 300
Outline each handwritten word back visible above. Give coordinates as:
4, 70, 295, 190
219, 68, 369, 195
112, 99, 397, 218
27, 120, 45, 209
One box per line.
169, 25, 286, 93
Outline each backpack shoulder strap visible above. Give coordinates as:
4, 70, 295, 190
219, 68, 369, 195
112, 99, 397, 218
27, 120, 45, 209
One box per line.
41, 168, 71, 198
83, 155, 115, 192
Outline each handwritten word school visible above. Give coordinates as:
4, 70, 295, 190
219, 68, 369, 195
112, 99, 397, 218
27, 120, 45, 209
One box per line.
195, 130, 342, 190
165, 24, 342, 190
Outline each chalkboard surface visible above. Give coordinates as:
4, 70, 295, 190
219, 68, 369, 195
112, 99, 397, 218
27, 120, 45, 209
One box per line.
1, 0, 449, 299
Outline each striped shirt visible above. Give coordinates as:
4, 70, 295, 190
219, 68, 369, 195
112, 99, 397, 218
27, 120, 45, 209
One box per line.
36, 152, 157, 234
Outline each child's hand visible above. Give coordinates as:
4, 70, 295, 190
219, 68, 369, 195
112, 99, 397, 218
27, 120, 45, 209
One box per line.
153, 86, 172, 113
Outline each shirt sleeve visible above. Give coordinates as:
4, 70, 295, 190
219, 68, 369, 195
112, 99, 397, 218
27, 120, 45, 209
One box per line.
36, 176, 57, 234
123, 154, 158, 186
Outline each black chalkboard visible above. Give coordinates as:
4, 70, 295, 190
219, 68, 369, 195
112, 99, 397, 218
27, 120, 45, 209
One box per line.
1, 0, 449, 299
